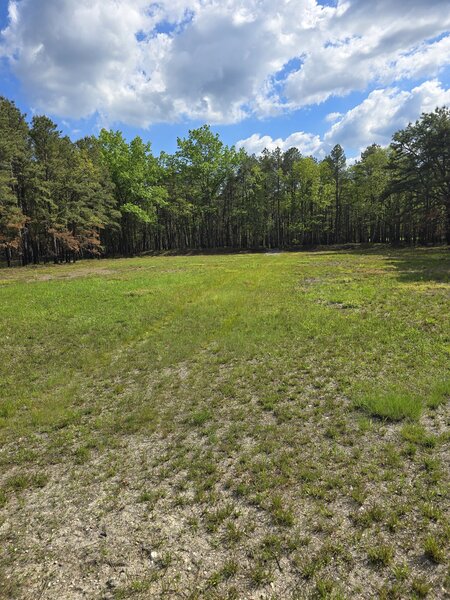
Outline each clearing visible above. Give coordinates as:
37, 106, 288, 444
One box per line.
0, 248, 449, 599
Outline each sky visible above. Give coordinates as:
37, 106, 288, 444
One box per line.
0, 0, 449, 160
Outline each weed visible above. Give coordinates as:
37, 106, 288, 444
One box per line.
352, 503, 384, 528
313, 579, 335, 598
421, 503, 441, 522
74, 446, 91, 464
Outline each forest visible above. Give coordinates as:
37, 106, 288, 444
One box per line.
1, 96, 449, 266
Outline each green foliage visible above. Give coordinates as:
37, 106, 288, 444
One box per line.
0, 98, 118, 265
98, 129, 166, 254
2, 97, 449, 265
390, 106, 450, 244
121, 202, 154, 224
0, 97, 29, 263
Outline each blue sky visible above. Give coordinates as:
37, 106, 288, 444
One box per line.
1, 0, 449, 159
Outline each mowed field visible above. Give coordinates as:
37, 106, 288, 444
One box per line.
0, 248, 449, 600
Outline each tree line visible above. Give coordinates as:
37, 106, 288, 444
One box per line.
1, 96, 449, 266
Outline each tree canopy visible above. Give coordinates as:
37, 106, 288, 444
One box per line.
1, 97, 449, 265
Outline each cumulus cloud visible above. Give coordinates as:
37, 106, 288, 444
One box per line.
284, 0, 450, 108
1, 0, 152, 119
236, 131, 323, 156
324, 79, 450, 150
0, 0, 322, 123
0, 0, 449, 126
237, 80, 450, 157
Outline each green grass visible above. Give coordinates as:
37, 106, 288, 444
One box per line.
0, 247, 448, 599
355, 389, 422, 421
354, 378, 450, 421
367, 541, 394, 567
428, 378, 450, 408
424, 534, 446, 564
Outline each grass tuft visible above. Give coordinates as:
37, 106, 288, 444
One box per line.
401, 424, 436, 447
190, 409, 211, 426
427, 378, 450, 409
367, 542, 394, 567
411, 577, 431, 598
423, 535, 445, 563
355, 390, 422, 421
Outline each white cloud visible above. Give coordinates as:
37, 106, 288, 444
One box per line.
285, 10, 450, 109
0, 0, 449, 126
325, 112, 343, 123
284, 0, 450, 107
237, 79, 450, 157
236, 131, 323, 156
0, 0, 322, 124
325, 79, 450, 150
1, 0, 151, 119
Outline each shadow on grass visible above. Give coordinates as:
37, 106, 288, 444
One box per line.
384, 247, 450, 284
308, 245, 449, 284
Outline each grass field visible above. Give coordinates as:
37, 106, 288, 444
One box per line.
0, 247, 449, 599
